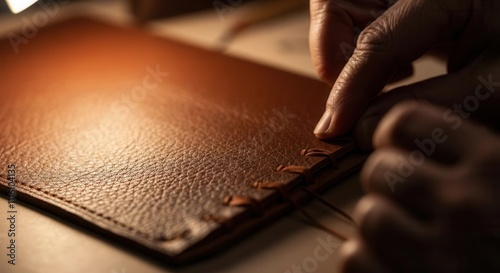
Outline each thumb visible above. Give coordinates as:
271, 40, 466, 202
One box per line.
314, 0, 474, 139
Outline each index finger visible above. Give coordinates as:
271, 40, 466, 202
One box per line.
314, 0, 473, 139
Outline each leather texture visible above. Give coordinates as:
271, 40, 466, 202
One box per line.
0, 18, 365, 264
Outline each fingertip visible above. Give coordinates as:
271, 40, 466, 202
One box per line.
314, 109, 333, 138
313, 113, 351, 139
314, 109, 355, 139
313, 121, 351, 140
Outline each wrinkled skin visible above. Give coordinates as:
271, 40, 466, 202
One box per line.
310, 0, 500, 143
310, 0, 500, 272
342, 102, 500, 273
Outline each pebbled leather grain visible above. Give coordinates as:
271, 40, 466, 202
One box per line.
0, 18, 365, 264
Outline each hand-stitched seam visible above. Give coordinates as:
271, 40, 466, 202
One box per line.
207, 143, 357, 240
223, 195, 262, 215
301, 148, 338, 166
0, 141, 356, 244
275, 165, 314, 184
202, 213, 234, 231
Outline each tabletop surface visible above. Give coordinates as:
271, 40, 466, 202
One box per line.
0, 1, 445, 273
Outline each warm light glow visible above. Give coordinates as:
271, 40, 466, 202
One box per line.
6, 0, 38, 14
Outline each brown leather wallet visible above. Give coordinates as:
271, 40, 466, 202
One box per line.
0, 18, 365, 264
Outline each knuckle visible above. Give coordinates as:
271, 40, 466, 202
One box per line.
356, 20, 393, 52
342, 50, 370, 78
338, 240, 364, 273
377, 103, 422, 141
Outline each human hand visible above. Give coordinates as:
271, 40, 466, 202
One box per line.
310, 0, 500, 149
339, 102, 500, 273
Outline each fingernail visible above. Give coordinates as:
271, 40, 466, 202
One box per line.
314, 110, 333, 138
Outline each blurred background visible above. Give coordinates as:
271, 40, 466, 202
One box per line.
0, 0, 317, 77
0, 0, 445, 88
